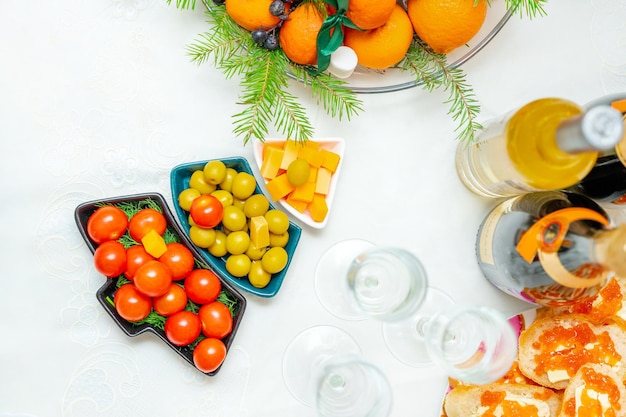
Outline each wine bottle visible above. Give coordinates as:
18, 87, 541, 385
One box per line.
455, 98, 624, 198
568, 95, 626, 203
475, 191, 626, 307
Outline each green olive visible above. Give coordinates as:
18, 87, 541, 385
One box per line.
265, 209, 289, 234
211, 189, 234, 208
248, 260, 271, 288
189, 169, 217, 194
208, 230, 228, 257
269, 231, 289, 248
243, 194, 270, 218
221, 205, 247, 231
178, 188, 200, 212
231, 172, 257, 200
261, 246, 288, 274
226, 254, 252, 277
189, 225, 216, 248
225, 230, 250, 255
203, 160, 227, 185
246, 241, 267, 260
286, 158, 311, 186
219, 167, 238, 192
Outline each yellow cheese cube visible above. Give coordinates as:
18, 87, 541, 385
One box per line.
309, 194, 328, 223
315, 167, 332, 195
265, 173, 295, 201
280, 139, 300, 171
320, 149, 341, 173
297, 147, 324, 168
290, 181, 316, 203
260, 146, 284, 179
141, 229, 168, 258
285, 194, 308, 213
249, 216, 270, 248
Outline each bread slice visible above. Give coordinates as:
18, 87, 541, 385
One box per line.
443, 383, 561, 417
557, 362, 626, 417
518, 314, 626, 390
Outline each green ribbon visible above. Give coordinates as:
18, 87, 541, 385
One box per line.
313, 0, 362, 75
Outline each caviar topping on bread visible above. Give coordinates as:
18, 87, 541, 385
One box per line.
444, 383, 561, 417
518, 314, 626, 390
557, 363, 626, 417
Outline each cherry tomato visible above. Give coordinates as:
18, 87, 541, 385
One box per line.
87, 205, 128, 244
190, 194, 224, 228
184, 269, 222, 304
198, 301, 233, 339
193, 337, 226, 373
114, 283, 152, 322
159, 242, 195, 281
124, 245, 155, 281
153, 284, 188, 316
93, 240, 127, 278
128, 208, 167, 241
133, 260, 173, 297
164, 310, 202, 346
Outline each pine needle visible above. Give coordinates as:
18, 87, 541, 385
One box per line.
164, 0, 197, 10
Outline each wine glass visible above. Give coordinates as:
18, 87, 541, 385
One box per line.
315, 240, 517, 384
282, 325, 393, 417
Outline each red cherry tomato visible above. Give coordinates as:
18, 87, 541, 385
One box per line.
93, 240, 127, 278
164, 310, 202, 346
193, 337, 226, 373
87, 205, 128, 244
114, 283, 152, 322
124, 245, 155, 281
198, 301, 233, 339
128, 208, 167, 241
159, 242, 195, 281
153, 284, 188, 316
133, 260, 173, 297
190, 195, 224, 228
184, 269, 222, 305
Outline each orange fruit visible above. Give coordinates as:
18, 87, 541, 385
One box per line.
279, 3, 325, 66
225, 0, 284, 32
407, 0, 487, 54
345, 0, 396, 30
343, 5, 414, 70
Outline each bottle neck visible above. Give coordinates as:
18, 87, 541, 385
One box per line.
592, 223, 626, 276
556, 105, 624, 154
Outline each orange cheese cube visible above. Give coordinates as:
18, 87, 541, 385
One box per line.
280, 139, 301, 170
309, 194, 328, 223
315, 167, 332, 195
260, 146, 285, 179
290, 181, 316, 203
307, 166, 318, 183
141, 229, 168, 258
303, 139, 320, 150
249, 216, 270, 248
611, 99, 626, 113
297, 147, 324, 168
265, 173, 295, 201
285, 194, 308, 213
262, 141, 284, 160
320, 149, 341, 173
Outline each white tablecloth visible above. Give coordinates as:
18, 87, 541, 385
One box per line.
1, 0, 625, 416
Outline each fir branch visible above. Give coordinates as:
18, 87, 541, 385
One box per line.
164, 0, 197, 10
505, 0, 547, 19
400, 41, 482, 143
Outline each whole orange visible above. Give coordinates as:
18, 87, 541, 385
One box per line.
345, 0, 396, 30
279, 3, 325, 66
343, 4, 414, 70
225, 0, 284, 31
407, 0, 487, 54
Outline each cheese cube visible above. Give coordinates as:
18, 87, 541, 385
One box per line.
265, 173, 295, 201
141, 229, 168, 258
260, 146, 284, 179
315, 167, 332, 195
249, 216, 270, 248
280, 139, 300, 170
290, 181, 316, 203
309, 194, 328, 223
297, 146, 324, 168
285, 194, 308, 213
320, 149, 341, 172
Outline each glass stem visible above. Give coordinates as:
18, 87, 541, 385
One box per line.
415, 316, 431, 338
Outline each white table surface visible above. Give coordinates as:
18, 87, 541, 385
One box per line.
1, 0, 625, 416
